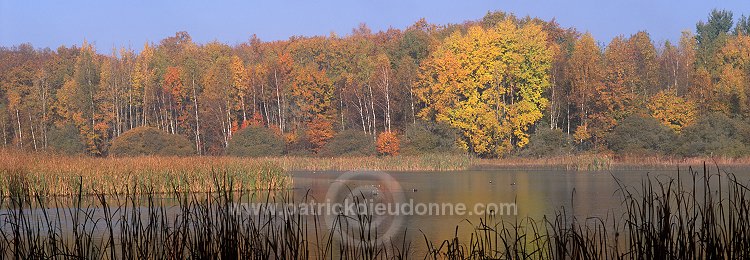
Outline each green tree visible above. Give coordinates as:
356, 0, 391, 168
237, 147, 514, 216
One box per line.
675, 113, 750, 157
46, 123, 87, 154
226, 126, 285, 157
109, 127, 195, 156
319, 129, 375, 157
519, 128, 572, 157
696, 9, 733, 68
606, 115, 676, 156
402, 120, 460, 155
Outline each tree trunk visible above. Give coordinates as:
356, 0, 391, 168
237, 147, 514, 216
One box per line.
41, 76, 48, 147
241, 95, 247, 123
368, 83, 376, 139
409, 84, 416, 124
16, 109, 23, 148
356, 90, 366, 133
226, 100, 233, 140
143, 87, 148, 126
2, 117, 7, 147
192, 75, 202, 155
383, 67, 391, 133
128, 83, 133, 130
274, 69, 283, 133
261, 83, 270, 127
340, 85, 345, 130
566, 102, 571, 135
29, 113, 37, 151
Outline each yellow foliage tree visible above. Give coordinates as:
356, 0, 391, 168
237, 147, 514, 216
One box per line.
416, 19, 553, 157
647, 90, 696, 132
715, 34, 750, 115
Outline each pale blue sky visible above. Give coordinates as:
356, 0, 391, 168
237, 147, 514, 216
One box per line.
1, 1, 749, 52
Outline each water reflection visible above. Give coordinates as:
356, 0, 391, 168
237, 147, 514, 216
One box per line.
291, 167, 750, 248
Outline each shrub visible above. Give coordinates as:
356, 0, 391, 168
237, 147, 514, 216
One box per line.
109, 127, 195, 156
226, 126, 285, 157
46, 124, 87, 155
674, 113, 750, 157
402, 120, 460, 155
305, 116, 335, 154
519, 128, 572, 157
319, 129, 375, 157
376, 132, 400, 156
285, 130, 314, 156
606, 115, 676, 156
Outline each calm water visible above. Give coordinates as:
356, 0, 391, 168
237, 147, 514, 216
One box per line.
290, 166, 750, 248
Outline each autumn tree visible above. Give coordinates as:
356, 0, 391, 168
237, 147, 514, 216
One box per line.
305, 115, 334, 153
2, 45, 45, 150
162, 66, 188, 134
200, 42, 234, 153
230, 55, 250, 123
648, 89, 696, 132
628, 31, 659, 100
588, 36, 637, 143
567, 33, 603, 144
659, 31, 696, 95
542, 20, 579, 132
417, 19, 553, 157
715, 33, 750, 115
290, 64, 335, 122
376, 131, 400, 156
1, 9, 749, 159
57, 41, 107, 155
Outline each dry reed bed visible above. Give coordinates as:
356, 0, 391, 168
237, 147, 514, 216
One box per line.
4, 149, 750, 196
267, 153, 473, 171
0, 152, 290, 196
476, 154, 750, 171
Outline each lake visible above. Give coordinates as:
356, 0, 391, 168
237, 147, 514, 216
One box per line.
290, 165, 749, 252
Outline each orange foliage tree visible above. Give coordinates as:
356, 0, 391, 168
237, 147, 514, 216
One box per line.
376, 131, 400, 156
305, 115, 334, 153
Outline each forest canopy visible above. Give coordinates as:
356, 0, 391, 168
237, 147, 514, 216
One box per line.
1, 10, 750, 158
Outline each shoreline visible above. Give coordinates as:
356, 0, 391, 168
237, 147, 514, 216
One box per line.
4, 150, 750, 172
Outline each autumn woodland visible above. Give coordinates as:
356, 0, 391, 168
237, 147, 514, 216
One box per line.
5, 8, 750, 259
2, 10, 750, 159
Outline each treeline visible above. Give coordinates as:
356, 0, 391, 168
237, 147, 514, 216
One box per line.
1, 10, 750, 158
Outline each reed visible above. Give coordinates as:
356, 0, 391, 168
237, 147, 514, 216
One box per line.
267, 153, 473, 171
0, 151, 291, 196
